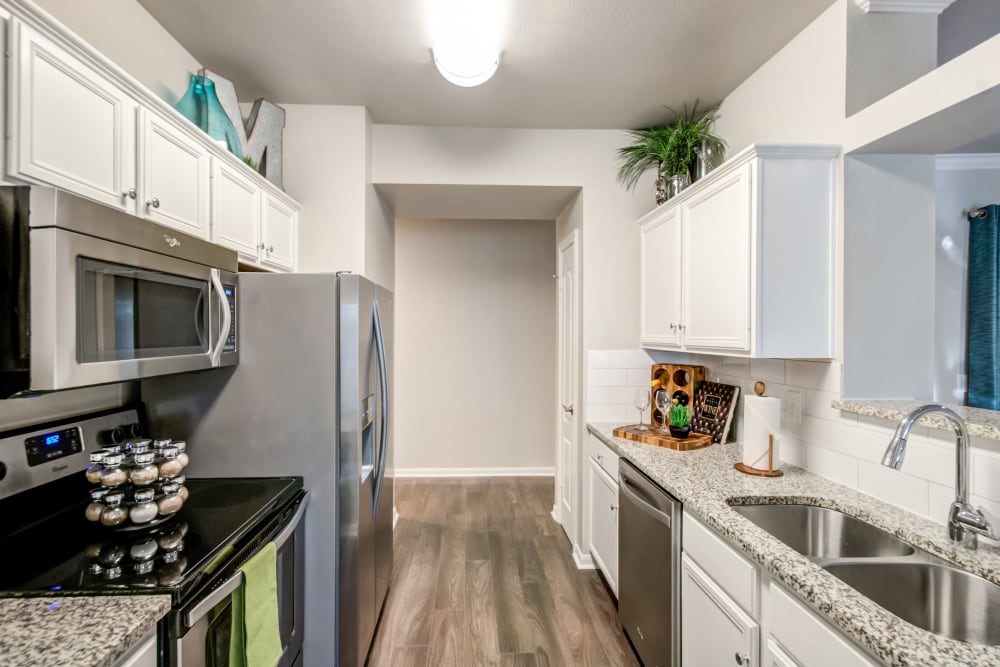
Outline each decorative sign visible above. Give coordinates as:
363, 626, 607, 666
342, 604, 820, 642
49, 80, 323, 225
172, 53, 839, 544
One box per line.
690, 381, 740, 444
200, 68, 286, 189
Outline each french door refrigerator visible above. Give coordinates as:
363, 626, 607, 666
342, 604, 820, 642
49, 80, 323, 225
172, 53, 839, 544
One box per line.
142, 272, 394, 667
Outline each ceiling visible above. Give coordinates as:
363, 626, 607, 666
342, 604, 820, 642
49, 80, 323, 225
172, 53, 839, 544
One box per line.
376, 184, 580, 220
136, 0, 835, 129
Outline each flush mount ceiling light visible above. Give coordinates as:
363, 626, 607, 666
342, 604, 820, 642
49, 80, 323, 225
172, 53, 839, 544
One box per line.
426, 0, 505, 88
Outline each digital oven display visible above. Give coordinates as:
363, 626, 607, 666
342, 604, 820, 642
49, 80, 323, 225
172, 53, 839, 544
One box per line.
25, 427, 82, 467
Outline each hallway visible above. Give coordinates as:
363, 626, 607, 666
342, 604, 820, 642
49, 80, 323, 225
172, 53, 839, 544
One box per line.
367, 477, 640, 666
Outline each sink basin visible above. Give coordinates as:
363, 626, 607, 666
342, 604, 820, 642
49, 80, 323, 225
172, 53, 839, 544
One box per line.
823, 561, 1000, 645
730, 503, 915, 558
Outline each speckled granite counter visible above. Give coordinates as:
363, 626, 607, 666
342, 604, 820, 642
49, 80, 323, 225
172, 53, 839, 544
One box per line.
832, 398, 1000, 441
0, 595, 170, 667
588, 422, 1000, 667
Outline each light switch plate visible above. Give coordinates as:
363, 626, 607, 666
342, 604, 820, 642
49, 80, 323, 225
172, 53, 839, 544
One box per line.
785, 389, 803, 426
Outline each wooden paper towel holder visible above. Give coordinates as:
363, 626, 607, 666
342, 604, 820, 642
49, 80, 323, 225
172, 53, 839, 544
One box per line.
734, 381, 784, 477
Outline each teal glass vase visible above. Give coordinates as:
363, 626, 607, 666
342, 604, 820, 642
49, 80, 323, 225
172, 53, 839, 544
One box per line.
174, 75, 243, 159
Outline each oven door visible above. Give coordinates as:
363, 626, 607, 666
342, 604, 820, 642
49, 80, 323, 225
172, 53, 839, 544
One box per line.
172, 493, 307, 667
29, 226, 237, 391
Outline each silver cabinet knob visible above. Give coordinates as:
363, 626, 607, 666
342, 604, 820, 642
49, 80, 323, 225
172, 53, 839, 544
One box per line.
257, 242, 266, 250
678, 323, 686, 330
735, 652, 750, 666
561, 404, 574, 415
146, 197, 160, 209
122, 187, 136, 200
597, 454, 603, 463
669, 323, 677, 330
267, 245, 274, 253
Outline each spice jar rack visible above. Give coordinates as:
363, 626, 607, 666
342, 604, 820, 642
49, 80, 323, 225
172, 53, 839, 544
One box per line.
84, 438, 190, 530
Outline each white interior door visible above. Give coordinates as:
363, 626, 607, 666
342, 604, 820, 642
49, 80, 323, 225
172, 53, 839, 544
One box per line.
556, 230, 578, 534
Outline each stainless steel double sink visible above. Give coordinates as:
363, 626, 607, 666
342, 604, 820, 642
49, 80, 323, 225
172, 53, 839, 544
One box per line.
729, 503, 1000, 646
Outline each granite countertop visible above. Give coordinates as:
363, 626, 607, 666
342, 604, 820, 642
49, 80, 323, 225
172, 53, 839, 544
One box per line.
832, 398, 1000, 441
588, 422, 1000, 667
0, 595, 170, 667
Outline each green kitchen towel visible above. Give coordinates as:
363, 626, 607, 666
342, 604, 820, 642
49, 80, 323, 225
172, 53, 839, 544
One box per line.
229, 542, 282, 667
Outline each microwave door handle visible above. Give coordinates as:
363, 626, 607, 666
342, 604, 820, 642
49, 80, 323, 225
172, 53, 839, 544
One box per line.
209, 269, 231, 366
372, 300, 389, 512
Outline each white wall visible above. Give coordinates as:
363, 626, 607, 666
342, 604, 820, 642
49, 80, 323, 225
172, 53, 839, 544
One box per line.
281, 105, 367, 274
32, 0, 200, 104
393, 218, 556, 474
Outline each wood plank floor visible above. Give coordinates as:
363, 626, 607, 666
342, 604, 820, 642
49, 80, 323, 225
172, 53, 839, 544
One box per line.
367, 478, 641, 667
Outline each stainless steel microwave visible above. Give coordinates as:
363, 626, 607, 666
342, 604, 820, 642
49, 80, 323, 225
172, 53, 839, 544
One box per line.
0, 187, 238, 395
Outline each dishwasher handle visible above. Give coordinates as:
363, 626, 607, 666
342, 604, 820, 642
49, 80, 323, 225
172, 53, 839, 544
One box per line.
619, 472, 672, 527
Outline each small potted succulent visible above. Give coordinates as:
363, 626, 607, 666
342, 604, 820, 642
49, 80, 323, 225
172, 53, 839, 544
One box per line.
668, 398, 691, 439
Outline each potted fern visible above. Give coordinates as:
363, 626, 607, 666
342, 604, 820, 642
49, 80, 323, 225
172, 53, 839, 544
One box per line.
616, 100, 726, 205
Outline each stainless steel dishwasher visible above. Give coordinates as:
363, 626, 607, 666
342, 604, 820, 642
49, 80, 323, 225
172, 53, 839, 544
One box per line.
619, 459, 682, 667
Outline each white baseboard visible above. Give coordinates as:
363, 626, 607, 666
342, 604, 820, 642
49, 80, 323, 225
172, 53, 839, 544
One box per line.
573, 544, 596, 569
393, 466, 555, 478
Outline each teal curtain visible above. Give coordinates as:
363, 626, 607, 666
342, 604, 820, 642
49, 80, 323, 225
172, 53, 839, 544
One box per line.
968, 204, 1000, 410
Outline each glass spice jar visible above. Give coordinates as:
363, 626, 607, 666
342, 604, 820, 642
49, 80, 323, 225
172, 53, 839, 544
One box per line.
100, 493, 127, 526
174, 441, 189, 470
130, 451, 158, 486
157, 482, 184, 515
173, 475, 189, 501
100, 454, 128, 488
158, 446, 184, 479
84, 488, 108, 522
85, 452, 106, 484
153, 439, 172, 450
130, 488, 158, 524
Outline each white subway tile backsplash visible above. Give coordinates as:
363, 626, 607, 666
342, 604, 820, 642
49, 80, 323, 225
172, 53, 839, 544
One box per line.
610, 386, 643, 405
721, 357, 751, 379
611, 349, 651, 370
587, 403, 630, 423
750, 358, 785, 385
928, 483, 954, 524
627, 369, 651, 386
828, 419, 886, 464
786, 360, 841, 392
800, 415, 832, 448
588, 350, 612, 369
898, 440, 955, 489
858, 461, 929, 517
805, 446, 859, 488
972, 454, 1000, 501
779, 437, 805, 468
803, 389, 842, 421
588, 368, 627, 387
586, 386, 611, 404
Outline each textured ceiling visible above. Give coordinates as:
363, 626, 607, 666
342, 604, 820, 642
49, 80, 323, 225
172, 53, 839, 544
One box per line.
137, 0, 836, 129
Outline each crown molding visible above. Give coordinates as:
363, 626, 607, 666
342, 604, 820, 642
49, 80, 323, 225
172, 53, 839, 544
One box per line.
936, 154, 1000, 171
854, 0, 957, 14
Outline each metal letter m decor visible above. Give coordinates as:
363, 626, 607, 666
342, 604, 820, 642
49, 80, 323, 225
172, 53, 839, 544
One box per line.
200, 68, 285, 189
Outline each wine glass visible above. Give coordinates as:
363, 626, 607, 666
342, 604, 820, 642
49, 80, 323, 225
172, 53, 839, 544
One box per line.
634, 389, 650, 430
655, 390, 670, 430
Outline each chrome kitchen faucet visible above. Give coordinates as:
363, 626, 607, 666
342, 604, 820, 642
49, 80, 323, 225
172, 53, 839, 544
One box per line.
882, 404, 997, 549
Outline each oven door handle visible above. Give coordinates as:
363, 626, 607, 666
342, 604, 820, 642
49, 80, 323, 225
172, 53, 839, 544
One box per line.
183, 493, 309, 628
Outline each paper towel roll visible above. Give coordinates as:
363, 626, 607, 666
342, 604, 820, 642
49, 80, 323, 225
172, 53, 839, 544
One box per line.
743, 395, 781, 469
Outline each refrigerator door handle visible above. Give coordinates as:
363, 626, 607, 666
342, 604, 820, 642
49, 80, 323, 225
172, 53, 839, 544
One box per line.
372, 298, 390, 514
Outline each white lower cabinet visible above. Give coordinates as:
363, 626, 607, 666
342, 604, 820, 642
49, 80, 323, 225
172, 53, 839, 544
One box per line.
681, 509, 880, 667
588, 458, 618, 595
681, 554, 759, 667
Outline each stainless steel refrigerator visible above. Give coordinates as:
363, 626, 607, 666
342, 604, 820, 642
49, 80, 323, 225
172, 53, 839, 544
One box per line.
142, 272, 394, 667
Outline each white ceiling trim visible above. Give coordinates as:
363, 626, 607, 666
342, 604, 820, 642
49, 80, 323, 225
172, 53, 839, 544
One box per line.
936, 154, 1000, 170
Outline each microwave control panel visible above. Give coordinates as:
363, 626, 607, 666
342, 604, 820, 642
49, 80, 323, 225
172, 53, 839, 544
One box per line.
24, 427, 82, 467
224, 284, 237, 352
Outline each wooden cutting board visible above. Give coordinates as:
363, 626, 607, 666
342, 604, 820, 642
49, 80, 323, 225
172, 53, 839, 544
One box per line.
612, 425, 714, 452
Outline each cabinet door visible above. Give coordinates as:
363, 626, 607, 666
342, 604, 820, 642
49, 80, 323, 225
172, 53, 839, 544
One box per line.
137, 109, 211, 238
112, 630, 156, 667
8, 18, 137, 212
260, 192, 297, 271
682, 162, 752, 352
681, 554, 759, 667
766, 639, 801, 667
211, 160, 261, 262
588, 459, 618, 595
640, 207, 682, 348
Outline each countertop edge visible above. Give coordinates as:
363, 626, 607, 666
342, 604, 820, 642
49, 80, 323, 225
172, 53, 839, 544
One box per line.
832, 398, 1000, 441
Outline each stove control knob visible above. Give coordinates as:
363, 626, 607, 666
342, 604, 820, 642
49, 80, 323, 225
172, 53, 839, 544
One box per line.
126, 423, 143, 439
0, 461, 6, 482
99, 427, 126, 446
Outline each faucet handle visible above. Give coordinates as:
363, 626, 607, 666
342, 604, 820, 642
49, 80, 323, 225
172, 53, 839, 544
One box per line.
950, 501, 999, 547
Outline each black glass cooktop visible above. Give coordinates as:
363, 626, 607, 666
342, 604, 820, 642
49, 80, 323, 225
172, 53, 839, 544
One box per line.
0, 476, 302, 604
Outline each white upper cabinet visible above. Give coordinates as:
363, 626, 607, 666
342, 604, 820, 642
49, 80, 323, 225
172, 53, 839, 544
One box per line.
211, 160, 261, 262
8, 18, 137, 213
260, 192, 297, 271
639, 205, 682, 348
638, 144, 839, 359
137, 108, 211, 238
